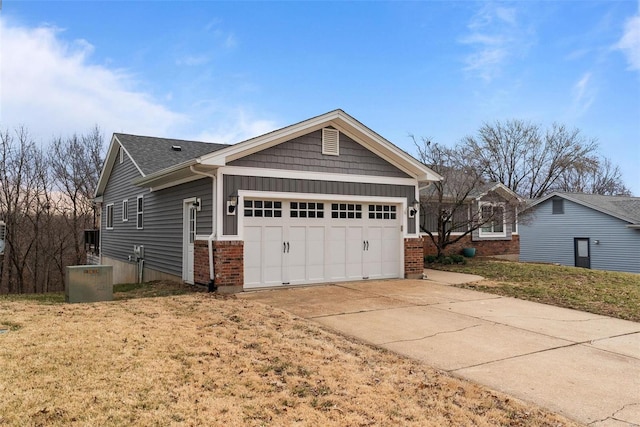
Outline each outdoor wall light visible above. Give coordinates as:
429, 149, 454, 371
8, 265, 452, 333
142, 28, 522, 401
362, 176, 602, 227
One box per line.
192, 198, 201, 211
409, 199, 420, 218
227, 192, 238, 216
594, 240, 600, 245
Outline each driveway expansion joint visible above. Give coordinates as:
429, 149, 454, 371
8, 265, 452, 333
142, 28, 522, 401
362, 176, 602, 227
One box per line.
588, 403, 640, 426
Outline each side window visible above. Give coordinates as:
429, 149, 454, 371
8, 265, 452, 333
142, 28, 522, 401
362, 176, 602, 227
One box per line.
106, 204, 114, 229
552, 199, 564, 214
122, 199, 129, 222
136, 196, 144, 229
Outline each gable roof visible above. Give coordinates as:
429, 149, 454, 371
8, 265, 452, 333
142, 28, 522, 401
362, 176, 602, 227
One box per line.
419, 168, 521, 202
529, 192, 640, 225
116, 134, 229, 176
95, 109, 441, 197
196, 109, 441, 183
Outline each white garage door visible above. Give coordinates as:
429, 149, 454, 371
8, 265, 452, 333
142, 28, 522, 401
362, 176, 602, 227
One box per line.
243, 199, 402, 289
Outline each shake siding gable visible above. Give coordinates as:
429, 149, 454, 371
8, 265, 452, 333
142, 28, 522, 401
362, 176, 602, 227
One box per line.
229, 129, 411, 178
520, 198, 640, 273
101, 150, 213, 278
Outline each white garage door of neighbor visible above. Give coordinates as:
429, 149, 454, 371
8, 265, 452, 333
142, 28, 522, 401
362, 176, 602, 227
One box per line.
243, 199, 402, 289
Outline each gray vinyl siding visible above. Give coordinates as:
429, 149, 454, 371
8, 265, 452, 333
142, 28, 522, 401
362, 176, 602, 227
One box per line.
520, 198, 640, 273
229, 129, 411, 178
223, 174, 417, 235
101, 152, 213, 278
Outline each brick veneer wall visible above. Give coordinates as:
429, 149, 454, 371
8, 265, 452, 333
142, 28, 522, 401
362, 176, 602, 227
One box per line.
194, 240, 244, 289
404, 237, 424, 279
423, 234, 520, 257
194, 241, 210, 285
213, 241, 244, 288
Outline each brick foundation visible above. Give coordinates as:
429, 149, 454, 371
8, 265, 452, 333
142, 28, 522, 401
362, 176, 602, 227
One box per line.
404, 237, 424, 279
423, 234, 519, 257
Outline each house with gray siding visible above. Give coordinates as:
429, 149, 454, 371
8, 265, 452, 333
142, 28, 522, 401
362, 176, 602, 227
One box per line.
520, 192, 640, 273
94, 110, 441, 291
420, 180, 522, 257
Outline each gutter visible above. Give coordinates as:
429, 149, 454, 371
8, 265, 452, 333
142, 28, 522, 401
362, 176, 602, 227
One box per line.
627, 224, 640, 229
133, 159, 199, 186
190, 164, 218, 292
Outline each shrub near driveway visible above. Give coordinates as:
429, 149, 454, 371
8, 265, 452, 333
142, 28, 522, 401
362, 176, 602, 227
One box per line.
0, 290, 578, 426
431, 259, 640, 322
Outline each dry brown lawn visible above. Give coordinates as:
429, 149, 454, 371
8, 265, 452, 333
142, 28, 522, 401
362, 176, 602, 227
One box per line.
0, 285, 579, 426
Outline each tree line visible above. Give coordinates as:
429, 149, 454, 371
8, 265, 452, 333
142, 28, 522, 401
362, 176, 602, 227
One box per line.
415, 119, 632, 256
0, 127, 104, 294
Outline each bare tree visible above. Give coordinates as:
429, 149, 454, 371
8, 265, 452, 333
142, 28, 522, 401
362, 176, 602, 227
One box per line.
50, 126, 104, 266
413, 136, 520, 257
0, 128, 47, 293
463, 120, 599, 199
557, 156, 632, 196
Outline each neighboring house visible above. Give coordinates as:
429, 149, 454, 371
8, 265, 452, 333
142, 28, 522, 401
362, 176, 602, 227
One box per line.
94, 110, 441, 292
419, 181, 521, 257
520, 192, 640, 273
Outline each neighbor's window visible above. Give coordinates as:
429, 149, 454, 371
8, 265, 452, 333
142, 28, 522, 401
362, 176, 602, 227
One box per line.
122, 199, 129, 222
479, 202, 505, 236
552, 198, 564, 214
106, 204, 114, 229
136, 196, 144, 229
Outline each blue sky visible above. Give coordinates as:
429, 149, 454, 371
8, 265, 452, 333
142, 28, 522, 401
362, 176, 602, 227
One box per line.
1, 1, 639, 194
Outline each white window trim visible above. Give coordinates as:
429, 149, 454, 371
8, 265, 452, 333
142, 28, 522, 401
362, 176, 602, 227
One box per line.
119, 146, 124, 164
122, 199, 129, 222
478, 201, 506, 238
106, 203, 114, 230
136, 195, 144, 230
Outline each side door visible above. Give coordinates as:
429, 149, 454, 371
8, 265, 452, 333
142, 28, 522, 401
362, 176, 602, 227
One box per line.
182, 201, 197, 284
574, 238, 591, 269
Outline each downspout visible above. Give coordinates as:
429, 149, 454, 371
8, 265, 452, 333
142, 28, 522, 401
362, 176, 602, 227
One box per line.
190, 165, 217, 292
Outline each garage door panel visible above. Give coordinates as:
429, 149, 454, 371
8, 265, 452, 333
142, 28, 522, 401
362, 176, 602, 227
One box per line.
287, 226, 307, 284
346, 226, 364, 279
262, 226, 284, 285
328, 227, 347, 280
244, 200, 403, 288
307, 226, 325, 281
244, 226, 263, 286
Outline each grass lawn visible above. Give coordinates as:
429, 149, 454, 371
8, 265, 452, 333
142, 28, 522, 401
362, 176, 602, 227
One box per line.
428, 259, 640, 322
0, 282, 577, 426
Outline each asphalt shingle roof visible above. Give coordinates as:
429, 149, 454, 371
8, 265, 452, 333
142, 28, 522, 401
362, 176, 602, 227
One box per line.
557, 192, 640, 224
115, 133, 229, 176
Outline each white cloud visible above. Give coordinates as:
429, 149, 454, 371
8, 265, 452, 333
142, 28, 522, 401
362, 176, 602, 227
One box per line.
460, 3, 532, 82
0, 18, 188, 142
615, 14, 640, 71
188, 105, 277, 144
569, 72, 596, 118
0, 18, 272, 148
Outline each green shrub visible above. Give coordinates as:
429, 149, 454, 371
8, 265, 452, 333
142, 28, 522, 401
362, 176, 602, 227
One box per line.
424, 255, 438, 264
450, 254, 465, 264
441, 257, 453, 265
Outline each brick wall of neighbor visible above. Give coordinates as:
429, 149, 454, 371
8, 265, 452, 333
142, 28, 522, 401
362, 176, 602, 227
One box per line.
213, 241, 244, 289
423, 234, 520, 257
194, 241, 210, 285
404, 237, 424, 279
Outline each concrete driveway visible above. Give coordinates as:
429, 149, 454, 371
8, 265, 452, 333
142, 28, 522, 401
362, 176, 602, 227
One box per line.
238, 274, 640, 426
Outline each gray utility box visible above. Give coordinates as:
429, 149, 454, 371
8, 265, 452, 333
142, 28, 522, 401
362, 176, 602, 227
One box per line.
65, 265, 113, 303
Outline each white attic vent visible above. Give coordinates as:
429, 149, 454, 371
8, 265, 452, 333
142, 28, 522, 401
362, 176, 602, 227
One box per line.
322, 128, 339, 156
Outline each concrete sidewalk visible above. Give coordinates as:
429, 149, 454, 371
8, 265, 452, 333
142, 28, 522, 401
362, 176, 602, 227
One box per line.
239, 275, 640, 426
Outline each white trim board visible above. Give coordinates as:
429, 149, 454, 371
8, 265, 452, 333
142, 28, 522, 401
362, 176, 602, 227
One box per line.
219, 166, 418, 187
